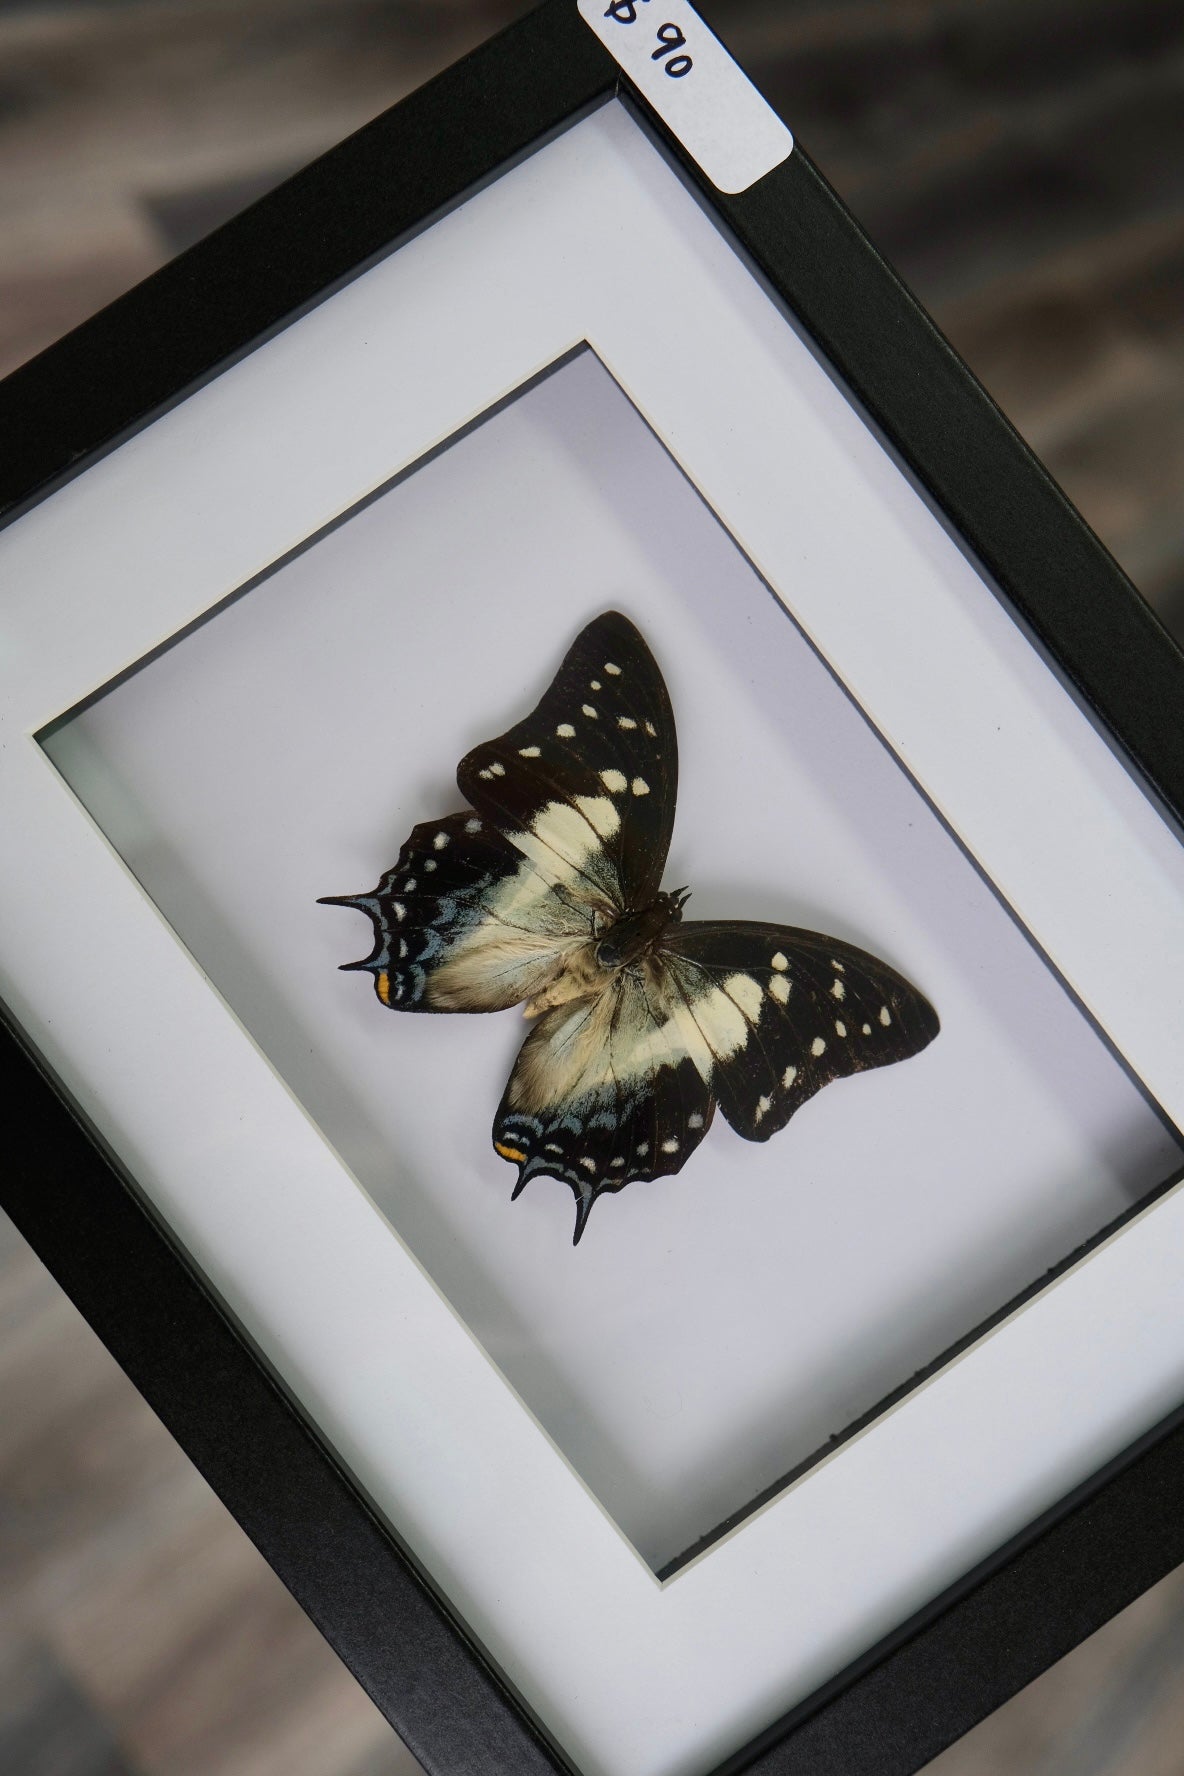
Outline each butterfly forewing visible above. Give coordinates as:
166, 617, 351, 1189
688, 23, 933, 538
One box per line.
457, 611, 677, 914
658, 921, 939, 1140
494, 963, 715, 1242
321, 809, 597, 1013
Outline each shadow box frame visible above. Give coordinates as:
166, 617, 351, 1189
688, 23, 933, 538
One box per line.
3, 3, 1184, 1774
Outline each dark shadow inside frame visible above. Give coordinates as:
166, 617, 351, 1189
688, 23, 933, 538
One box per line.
6, 2, 1184, 1773
36, 335, 1184, 1586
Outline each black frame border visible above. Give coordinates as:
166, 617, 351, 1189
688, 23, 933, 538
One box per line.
4, 4, 1184, 1773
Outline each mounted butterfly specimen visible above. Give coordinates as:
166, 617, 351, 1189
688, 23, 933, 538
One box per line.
321, 611, 938, 1244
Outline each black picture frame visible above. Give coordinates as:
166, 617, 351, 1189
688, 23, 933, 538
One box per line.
3, 4, 1184, 1773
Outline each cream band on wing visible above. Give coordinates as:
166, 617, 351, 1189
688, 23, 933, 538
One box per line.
507, 959, 767, 1111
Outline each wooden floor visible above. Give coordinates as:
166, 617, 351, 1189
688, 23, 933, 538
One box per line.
2, 3, 1184, 1773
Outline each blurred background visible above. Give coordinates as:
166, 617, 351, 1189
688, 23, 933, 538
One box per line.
2, 1, 1184, 1772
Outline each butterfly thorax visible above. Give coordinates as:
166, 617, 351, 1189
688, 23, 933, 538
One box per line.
520, 888, 689, 1020
595, 888, 689, 970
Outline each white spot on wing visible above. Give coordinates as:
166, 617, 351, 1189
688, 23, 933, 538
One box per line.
394, 902, 406, 921
688, 1112, 703, 1129
519, 745, 541, 757
661, 1137, 679, 1153
835, 1020, 847, 1037
545, 1143, 563, 1154
488, 761, 505, 777
590, 679, 601, 691
404, 879, 416, 893
771, 952, 788, 971
610, 1156, 625, 1167
645, 721, 657, 737
605, 661, 622, 675
556, 723, 575, 738
831, 960, 845, 973
811, 1036, 826, 1056
580, 1157, 596, 1173
600, 769, 628, 794
782, 1065, 797, 1088
631, 777, 650, 796
582, 704, 598, 718
636, 1140, 649, 1156
618, 716, 637, 730
862, 1023, 872, 1035
880, 1005, 892, 1026
831, 979, 845, 1000
465, 817, 482, 832
424, 859, 436, 871
769, 974, 790, 1004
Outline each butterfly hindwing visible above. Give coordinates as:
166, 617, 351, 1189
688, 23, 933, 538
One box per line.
494, 964, 715, 1242
457, 611, 677, 914
659, 920, 939, 1140
320, 809, 597, 1013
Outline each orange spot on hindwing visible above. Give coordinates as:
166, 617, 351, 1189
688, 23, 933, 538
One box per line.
495, 1141, 527, 1164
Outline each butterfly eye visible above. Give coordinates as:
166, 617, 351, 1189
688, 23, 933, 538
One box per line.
595, 937, 622, 968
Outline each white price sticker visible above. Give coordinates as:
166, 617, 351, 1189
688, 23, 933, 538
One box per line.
577, 0, 793, 194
